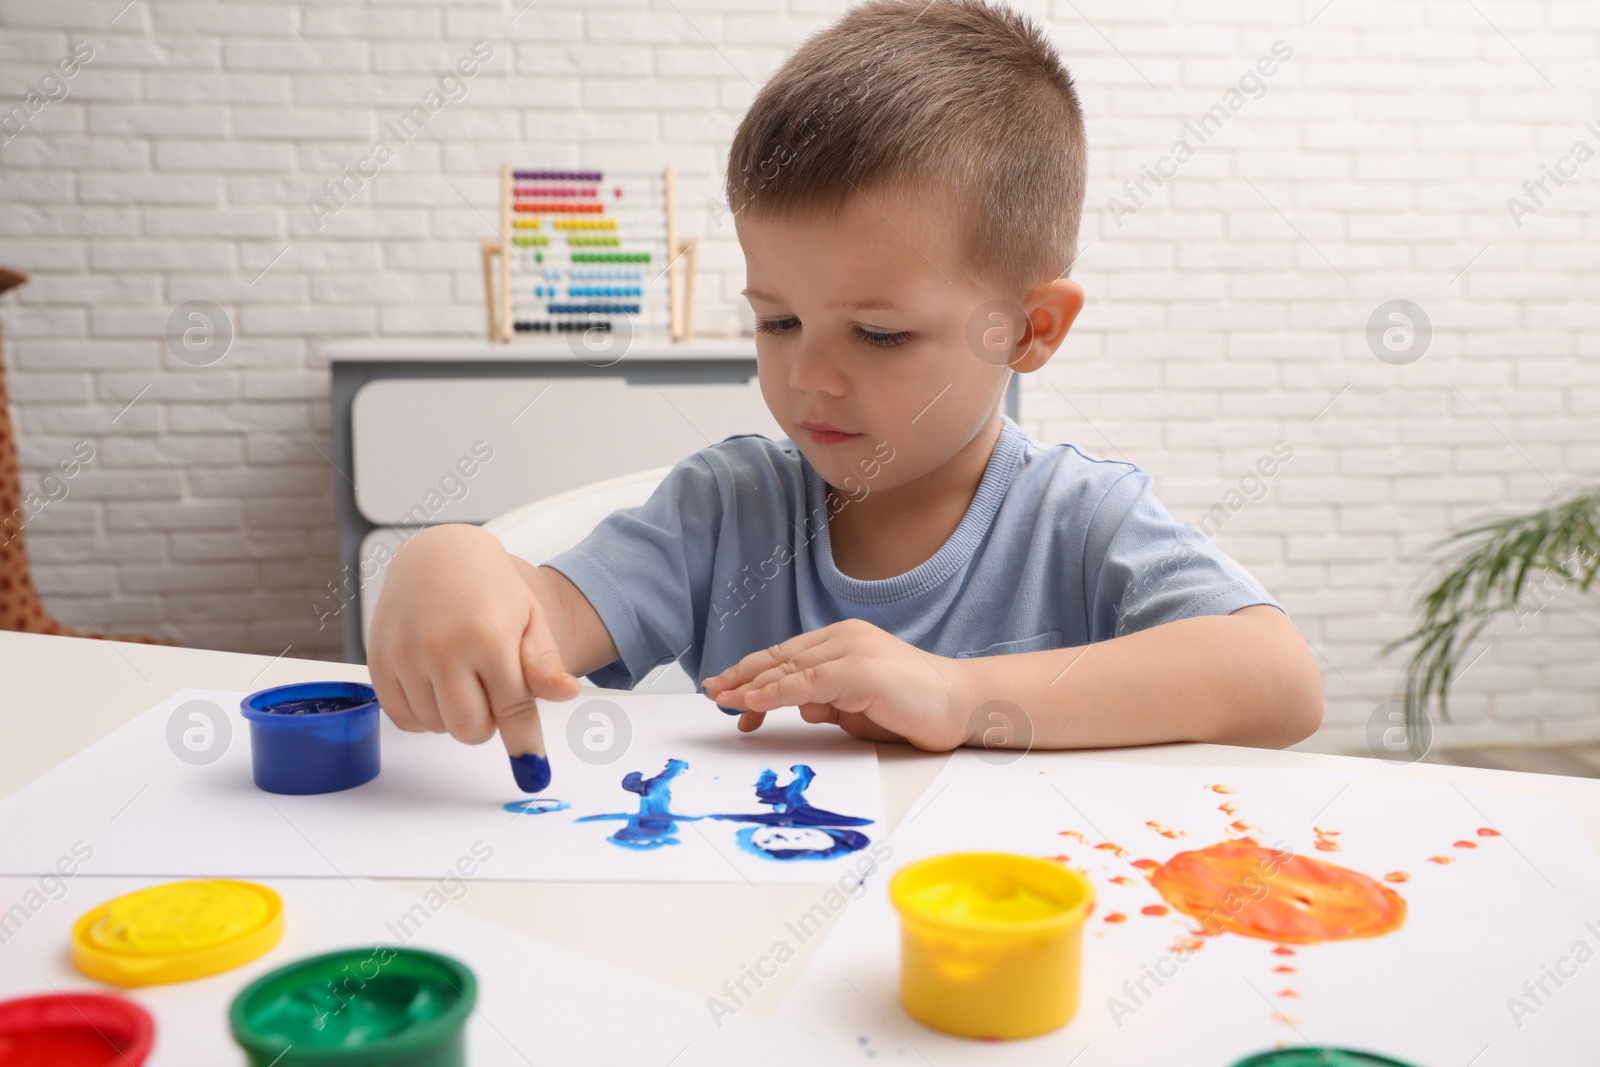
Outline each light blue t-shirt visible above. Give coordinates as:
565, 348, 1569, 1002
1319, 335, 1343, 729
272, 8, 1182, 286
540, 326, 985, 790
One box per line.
544, 416, 1279, 691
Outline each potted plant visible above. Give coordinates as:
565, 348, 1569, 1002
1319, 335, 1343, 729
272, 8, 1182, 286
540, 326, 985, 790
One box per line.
1386, 486, 1600, 752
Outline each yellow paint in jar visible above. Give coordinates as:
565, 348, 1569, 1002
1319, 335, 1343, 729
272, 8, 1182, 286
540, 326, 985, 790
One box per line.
889, 852, 1094, 1040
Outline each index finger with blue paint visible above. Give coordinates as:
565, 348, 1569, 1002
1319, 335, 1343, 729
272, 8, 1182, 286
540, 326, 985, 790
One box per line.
493, 596, 581, 793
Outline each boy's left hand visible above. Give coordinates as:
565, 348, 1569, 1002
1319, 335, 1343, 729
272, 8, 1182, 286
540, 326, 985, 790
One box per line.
701, 619, 973, 751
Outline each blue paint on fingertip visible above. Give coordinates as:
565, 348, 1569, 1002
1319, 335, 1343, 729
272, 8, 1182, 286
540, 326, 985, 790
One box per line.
509, 752, 552, 793
702, 684, 742, 715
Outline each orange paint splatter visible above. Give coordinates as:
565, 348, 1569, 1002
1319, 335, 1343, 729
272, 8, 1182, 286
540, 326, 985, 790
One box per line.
1229, 820, 1255, 834
1148, 841, 1406, 945
1108, 875, 1134, 886
1095, 842, 1129, 858
1145, 820, 1184, 839
1384, 871, 1410, 883
1058, 830, 1089, 844
1277, 989, 1300, 999
1477, 827, 1501, 837
1273, 965, 1296, 974
1207, 784, 1234, 794
1130, 859, 1160, 872
1453, 840, 1478, 849
1428, 856, 1452, 865
1104, 912, 1127, 923
1313, 827, 1341, 853
1171, 936, 1206, 954
1044, 854, 1072, 864
1272, 946, 1296, 956
1218, 802, 1238, 816
1234, 835, 1259, 846
1141, 904, 1170, 917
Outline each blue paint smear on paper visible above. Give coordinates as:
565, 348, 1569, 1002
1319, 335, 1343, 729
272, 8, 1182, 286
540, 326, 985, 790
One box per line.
502, 797, 571, 816
728, 824, 867, 861
710, 764, 873, 861
576, 758, 699, 850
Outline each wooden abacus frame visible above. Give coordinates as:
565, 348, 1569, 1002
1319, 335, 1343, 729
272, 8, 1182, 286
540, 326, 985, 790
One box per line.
483, 164, 696, 344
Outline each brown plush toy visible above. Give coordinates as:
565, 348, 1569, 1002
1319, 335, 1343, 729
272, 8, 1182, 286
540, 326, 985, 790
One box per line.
0, 267, 169, 644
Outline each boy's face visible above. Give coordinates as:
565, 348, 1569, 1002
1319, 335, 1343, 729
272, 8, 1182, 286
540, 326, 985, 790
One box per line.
736, 184, 1081, 499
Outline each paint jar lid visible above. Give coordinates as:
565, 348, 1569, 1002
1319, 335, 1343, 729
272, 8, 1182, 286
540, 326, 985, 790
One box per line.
1230, 1052, 1419, 1067
229, 947, 475, 1067
0, 992, 155, 1066
890, 852, 1095, 937
72, 880, 284, 987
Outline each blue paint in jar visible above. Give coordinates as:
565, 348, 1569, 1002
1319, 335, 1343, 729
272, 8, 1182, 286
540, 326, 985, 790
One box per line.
240, 681, 381, 795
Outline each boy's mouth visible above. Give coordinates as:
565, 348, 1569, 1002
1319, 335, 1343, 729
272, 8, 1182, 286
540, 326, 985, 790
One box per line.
798, 420, 861, 446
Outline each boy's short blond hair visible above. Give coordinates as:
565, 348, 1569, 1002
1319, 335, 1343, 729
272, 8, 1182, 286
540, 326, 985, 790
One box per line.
725, 0, 1088, 298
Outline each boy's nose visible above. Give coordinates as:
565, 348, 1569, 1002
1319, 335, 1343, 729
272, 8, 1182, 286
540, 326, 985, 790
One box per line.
786, 336, 848, 398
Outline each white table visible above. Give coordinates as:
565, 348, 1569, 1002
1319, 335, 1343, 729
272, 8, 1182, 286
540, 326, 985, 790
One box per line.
4, 629, 1599, 1017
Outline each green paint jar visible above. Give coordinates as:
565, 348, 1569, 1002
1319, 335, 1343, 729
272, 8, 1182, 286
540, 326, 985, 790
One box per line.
229, 947, 475, 1067
1231, 1050, 1420, 1067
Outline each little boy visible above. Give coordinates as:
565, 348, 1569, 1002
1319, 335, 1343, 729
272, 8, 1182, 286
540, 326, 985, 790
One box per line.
369, 0, 1323, 783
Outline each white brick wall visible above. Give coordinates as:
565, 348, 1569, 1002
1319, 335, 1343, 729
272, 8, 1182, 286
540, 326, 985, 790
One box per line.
2, 0, 1597, 754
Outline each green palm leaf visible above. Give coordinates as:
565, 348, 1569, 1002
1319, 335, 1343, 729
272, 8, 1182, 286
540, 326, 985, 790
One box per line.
1384, 485, 1600, 743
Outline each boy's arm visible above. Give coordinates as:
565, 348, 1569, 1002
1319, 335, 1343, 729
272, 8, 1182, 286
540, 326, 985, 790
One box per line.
512, 557, 620, 681
957, 605, 1323, 749
705, 605, 1324, 751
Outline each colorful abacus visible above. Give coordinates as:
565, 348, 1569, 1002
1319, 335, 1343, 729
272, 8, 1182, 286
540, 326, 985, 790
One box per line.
483, 165, 696, 343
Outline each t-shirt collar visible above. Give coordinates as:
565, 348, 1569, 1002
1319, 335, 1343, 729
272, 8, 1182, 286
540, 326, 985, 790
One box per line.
799, 415, 1027, 606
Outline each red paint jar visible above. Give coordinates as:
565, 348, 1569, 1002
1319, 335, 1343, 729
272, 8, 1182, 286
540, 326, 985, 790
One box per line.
0, 992, 154, 1066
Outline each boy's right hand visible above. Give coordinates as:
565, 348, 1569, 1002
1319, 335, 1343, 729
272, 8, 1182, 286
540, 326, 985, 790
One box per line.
367, 524, 581, 764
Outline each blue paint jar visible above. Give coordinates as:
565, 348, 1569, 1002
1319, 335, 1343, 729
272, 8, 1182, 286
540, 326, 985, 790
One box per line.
240, 682, 381, 795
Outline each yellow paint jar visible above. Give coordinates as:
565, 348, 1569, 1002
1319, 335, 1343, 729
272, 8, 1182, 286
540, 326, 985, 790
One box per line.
72, 879, 284, 986
889, 852, 1094, 1040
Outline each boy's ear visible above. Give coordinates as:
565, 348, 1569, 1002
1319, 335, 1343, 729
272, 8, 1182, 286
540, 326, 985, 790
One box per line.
1011, 278, 1085, 373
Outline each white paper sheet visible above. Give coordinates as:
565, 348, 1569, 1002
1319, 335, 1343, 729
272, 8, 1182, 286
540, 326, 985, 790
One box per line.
779, 752, 1600, 1065
0, 875, 830, 1066
0, 688, 884, 884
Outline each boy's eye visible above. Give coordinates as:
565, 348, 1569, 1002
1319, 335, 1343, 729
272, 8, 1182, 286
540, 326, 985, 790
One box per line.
755, 316, 799, 335
853, 326, 909, 348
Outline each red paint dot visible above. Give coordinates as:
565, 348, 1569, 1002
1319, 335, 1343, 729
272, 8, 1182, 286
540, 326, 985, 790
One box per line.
1141, 904, 1169, 917
1453, 840, 1477, 849
1477, 827, 1501, 837
1104, 912, 1127, 923
1272, 946, 1296, 956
